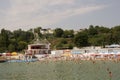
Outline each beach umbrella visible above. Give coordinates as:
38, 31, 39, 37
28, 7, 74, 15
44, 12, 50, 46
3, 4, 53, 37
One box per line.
6, 53, 12, 56
0, 53, 2, 56
62, 53, 72, 57
11, 52, 17, 56
2, 53, 6, 56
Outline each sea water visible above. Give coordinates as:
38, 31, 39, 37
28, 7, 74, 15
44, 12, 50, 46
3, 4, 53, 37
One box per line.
0, 61, 120, 80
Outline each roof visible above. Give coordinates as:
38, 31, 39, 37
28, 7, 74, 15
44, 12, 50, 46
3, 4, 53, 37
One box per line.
106, 44, 120, 48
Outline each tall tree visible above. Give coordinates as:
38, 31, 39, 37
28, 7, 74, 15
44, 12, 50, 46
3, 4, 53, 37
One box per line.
74, 32, 89, 47
54, 28, 64, 37
62, 30, 74, 38
88, 25, 98, 36
0, 29, 9, 51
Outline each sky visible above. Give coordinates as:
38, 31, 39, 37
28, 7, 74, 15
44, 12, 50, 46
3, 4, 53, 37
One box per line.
0, 0, 120, 31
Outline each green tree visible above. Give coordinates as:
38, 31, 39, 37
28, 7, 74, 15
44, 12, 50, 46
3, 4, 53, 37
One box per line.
61, 39, 67, 44
54, 28, 64, 37
62, 30, 74, 38
8, 44, 16, 52
56, 42, 63, 49
109, 25, 120, 44
34, 27, 42, 38
17, 41, 27, 51
88, 25, 98, 36
13, 29, 34, 43
95, 26, 110, 34
88, 35, 103, 46
74, 32, 89, 47
0, 29, 9, 51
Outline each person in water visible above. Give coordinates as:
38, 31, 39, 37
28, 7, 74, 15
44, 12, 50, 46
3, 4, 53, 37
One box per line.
109, 71, 112, 80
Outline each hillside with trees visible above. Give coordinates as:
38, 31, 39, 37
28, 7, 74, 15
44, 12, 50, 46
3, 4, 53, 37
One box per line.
0, 25, 120, 53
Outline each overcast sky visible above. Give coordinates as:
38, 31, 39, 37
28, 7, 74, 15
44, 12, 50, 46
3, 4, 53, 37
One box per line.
0, 0, 120, 31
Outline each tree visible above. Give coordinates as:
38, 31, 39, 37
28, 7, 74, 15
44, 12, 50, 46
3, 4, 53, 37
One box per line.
68, 44, 73, 49
13, 29, 34, 43
34, 27, 42, 38
17, 41, 27, 51
61, 39, 67, 44
74, 32, 89, 47
88, 35, 104, 46
95, 26, 110, 34
111, 25, 120, 44
54, 28, 64, 37
88, 25, 98, 36
56, 42, 63, 50
25, 31, 34, 42
62, 30, 74, 38
8, 44, 16, 52
0, 29, 9, 51
34, 27, 41, 33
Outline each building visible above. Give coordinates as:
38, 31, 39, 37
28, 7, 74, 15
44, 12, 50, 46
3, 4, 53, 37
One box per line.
40, 28, 54, 34
25, 33, 51, 56
105, 44, 120, 48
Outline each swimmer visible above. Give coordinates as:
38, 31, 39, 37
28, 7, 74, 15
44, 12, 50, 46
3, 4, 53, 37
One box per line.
107, 68, 109, 71
109, 71, 112, 80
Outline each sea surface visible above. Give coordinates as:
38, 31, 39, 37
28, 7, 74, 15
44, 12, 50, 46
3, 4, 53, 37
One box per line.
0, 61, 120, 80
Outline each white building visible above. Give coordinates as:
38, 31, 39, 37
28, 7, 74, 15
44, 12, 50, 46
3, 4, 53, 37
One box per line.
40, 28, 54, 34
25, 33, 51, 56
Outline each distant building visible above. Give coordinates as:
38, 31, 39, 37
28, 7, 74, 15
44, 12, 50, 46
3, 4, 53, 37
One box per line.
74, 29, 84, 34
105, 44, 120, 48
40, 28, 54, 34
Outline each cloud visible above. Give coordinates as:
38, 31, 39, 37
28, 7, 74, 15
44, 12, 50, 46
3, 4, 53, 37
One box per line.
0, 0, 107, 30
